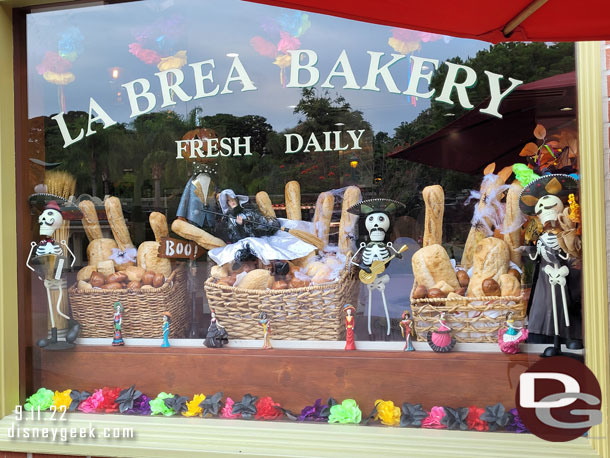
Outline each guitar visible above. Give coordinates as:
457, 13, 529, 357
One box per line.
358, 244, 408, 284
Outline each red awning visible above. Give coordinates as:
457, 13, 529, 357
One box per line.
247, 0, 610, 43
387, 72, 576, 174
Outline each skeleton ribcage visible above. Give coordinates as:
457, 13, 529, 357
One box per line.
362, 244, 390, 265
537, 232, 562, 263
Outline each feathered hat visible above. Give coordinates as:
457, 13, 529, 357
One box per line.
347, 198, 405, 216
519, 174, 578, 216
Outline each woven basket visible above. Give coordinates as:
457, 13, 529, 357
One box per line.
410, 284, 527, 343
204, 265, 359, 340
69, 266, 189, 338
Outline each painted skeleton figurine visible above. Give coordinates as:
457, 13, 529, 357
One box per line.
26, 201, 80, 348
348, 198, 407, 335
519, 174, 582, 357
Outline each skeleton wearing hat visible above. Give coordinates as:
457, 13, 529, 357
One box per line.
349, 198, 408, 336
26, 201, 80, 349
519, 174, 582, 356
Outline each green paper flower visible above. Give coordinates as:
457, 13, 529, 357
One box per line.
149, 392, 175, 416
24, 388, 54, 411
328, 399, 362, 424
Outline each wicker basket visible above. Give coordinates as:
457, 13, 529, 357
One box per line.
69, 266, 189, 338
410, 285, 527, 343
204, 265, 359, 340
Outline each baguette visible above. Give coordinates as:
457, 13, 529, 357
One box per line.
137, 241, 172, 277
78, 200, 103, 241
503, 181, 524, 267
255, 191, 276, 219
312, 192, 326, 230
285, 181, 301, 221
411, 244, 459, 289
149, 212, 169, 243
422, 185, 444, 246
338, 186, 361, 254
171, 218, 226, 250
104, 197, 134, 251
87, 238, 118, 267
467, 237, 510, 297
317, 192, 334, 246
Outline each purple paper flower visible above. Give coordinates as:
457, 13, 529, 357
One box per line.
298, 398, 327, 422
125, 394, 151, 415
506, 408, 528, 433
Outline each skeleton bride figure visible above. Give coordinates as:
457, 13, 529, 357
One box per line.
519, 174, 582, 357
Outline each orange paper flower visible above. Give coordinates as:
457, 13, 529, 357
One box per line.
157, 50, 187, 71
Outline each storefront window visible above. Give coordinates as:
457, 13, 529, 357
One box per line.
19, 0, 583, 430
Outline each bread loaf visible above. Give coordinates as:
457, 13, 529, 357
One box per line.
149, 212, 169, 243
171, 219, 226, 250
78, 200, 103, 241
97, 260, 115, 277
137, 241, 172, 278
461, 229, 485, 270
411, 244, 459, 289
432, 280, 454, 295
422, 185, 444, 246
467, 237, 510, 296
125, 265, 145, 282
317, 192, 334, 246
77, 265, 97, 282
105, 197, 134, 251
499, 273, 520, 297
285, 181, 301, 220
255, 191, 276, 219
338, 186, 362, 254
237, 269, 273, 290
87, 239, 118, 267
503, 182, 524, 267
312, 192, 326, 230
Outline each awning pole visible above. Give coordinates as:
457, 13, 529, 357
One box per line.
502, 0, 548, 37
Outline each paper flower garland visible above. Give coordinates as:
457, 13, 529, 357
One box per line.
25, 388, 54, 411
480, 403, 513, 431
52, 389, 72, 412
299, 398, 327, 422
183, 394, 206, 418
78, 389, 104, 413
115, 385, 142, 414
221, 397, 240, 419
69, 390, 90, 412
255, 397, 283, 421
374, 400, 401, 426
400, 403, 428, 427
441, 407, 470, 431
507, 408, 528, 433
232, 394, 258, 420
125, 394, 151, 416
422, 406, 446, 429
466, 405, 488, 432
149, 392, 175, 416
200, 392, 223, 417
164, 395, 189, 415
328, 399, 362, 424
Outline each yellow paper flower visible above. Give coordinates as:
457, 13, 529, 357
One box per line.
157, 50, 187, 71
43, 71, 75, 85
182, 393, 206, 417
273, 54, 292, 69
52, 389, 72, 412
388, 37, 420, 55
374, 399, 400, 426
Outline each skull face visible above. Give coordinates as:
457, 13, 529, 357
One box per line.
365, 211, 390, 242
39, 209, 63, 236
534, 195, 564, 226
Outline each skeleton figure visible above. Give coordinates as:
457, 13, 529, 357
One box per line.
348, 199, 406, 336
519, 174, 582, 357
26, 201, 80, 348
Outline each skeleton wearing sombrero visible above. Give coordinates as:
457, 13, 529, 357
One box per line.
349, 198, 408, 336
519, 174, 582, 357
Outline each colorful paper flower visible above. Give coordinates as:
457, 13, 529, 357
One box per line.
250, 36, 277, 58
125, 394, 151, 416
328, 399, 361, 424
422, 406, 447, 429
164, 395, 189, 415
78, 389, 104, 413
36, 51, 71, 75
232, 394, 258, 420
42, 71, 75, 86
200, 392, 223, 417
115, 385, 142, 414
480, 403, 513, 431
128, 43, 161, 65
374, 399, 401, 426
58, 26, 84, 62
255, 397, 283, 420
273, 54, 291, 70
52, 389, 72, 412
157, 50, 187, 71
506, 408, 528, 433
467, 405, 489, 431
278, 11, 311, 37
277, 31, 300, 53
400, 403, 428, 427
388, 37, 421, 55
319, 398, 338, 419
25, 388, 54, 411
220, 397, 240, 419
183, 394, 206, 417
149, 392, 175, 416
69, 390, 90, 412
100, 387, 122, 413
299, 398, 327, 422
441, 407, 469, 431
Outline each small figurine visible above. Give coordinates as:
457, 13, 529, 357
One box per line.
26, 200, 80, 348
343, 304, 356, 351
348, 198, 408, 335
427, 312, 456, 353
112, 302, 125, 346
498, 312, 528, 354
161, 312, 171, 348
203, 309, 229, 348
519, 174, 582, 357
258, 311, 272, 349
399, 310, 415, 352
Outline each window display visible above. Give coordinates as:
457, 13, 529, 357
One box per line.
9, 0, 601, 450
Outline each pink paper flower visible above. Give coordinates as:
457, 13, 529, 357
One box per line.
220, 397, 240, 419
422, 406, 447, 429
277, 31, 300, 53
128, 43, 161, 65
36, 51, 72, 75
78, 389, 104, 413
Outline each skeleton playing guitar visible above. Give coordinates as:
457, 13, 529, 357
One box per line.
359, 244, 408, 284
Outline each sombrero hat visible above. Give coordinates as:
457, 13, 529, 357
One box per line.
519, 174, 578, 216
347, 198, 405, 216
